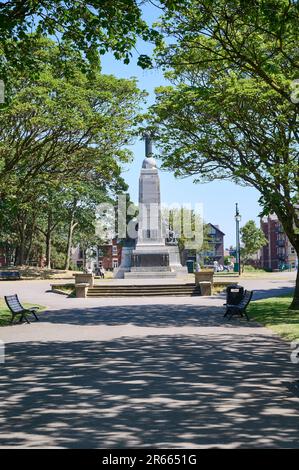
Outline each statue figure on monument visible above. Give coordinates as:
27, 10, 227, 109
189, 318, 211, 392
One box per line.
144, 131, 153, 158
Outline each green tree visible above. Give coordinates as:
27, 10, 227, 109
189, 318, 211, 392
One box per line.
0, 0, 163, 74
240, 220, 267, 271
0, 39, 143, 268
149, 0, 299, 309
163, 207, 210, 263
223, 256, 232, 266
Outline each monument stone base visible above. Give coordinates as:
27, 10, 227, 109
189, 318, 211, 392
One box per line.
124, 271, 177, 279
124, 245, 175, 279
121, 245, 187, 279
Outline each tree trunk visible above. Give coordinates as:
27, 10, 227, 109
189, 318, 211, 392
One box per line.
16, 227, 26, 266
64, 223, 73, 271
289, 242, 299, 310
46, 211, 52, 269
273, 209, 299, 311
83, 247, 87, 271
64, 221, 78, 270
25, 219, 36, 265
64, 200, 78, 270
14, 246, 19, 266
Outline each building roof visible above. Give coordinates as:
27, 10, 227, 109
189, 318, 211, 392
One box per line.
208, 222, 225, 236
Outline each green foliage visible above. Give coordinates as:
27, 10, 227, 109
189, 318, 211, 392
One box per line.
243, 265, 266, 273
0, 39, 145, 187
223, 256, 231, 266
0, 1, 163, 74
240, 220, 267, 263
163, 207, 211, 258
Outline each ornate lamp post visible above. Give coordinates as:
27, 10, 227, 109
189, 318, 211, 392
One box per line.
235, 203, 242, 275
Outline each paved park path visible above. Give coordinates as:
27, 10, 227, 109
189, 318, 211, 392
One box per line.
0, 274, 298, 448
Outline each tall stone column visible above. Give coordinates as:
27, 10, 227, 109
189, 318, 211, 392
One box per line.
137, 140, 164, 246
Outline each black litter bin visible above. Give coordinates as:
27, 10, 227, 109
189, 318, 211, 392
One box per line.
226, 285, 244, 305
186, 260, 194, 273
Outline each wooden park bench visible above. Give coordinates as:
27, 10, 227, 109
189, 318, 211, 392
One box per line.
4, 294, 40, 324
224, 290, 253, 321
0, 271, 21, 280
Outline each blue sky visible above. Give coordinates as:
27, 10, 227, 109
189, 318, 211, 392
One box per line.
100, 4, 262, 248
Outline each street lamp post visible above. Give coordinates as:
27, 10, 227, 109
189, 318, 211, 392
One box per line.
235, 203, 241, 275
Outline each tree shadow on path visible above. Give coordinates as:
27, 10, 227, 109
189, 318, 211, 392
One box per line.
42, 304, 257, 328
0, 334, 298, 448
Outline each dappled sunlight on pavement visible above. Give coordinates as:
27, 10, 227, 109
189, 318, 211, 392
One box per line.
0, 276, 298, 448
0, 328, 298, 448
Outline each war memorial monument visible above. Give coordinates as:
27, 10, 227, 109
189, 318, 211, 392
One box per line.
115, 135, 187, 279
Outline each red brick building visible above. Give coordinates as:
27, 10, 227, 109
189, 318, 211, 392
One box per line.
260, 215, 297, 270
71, 239, 122, 271
98, 239, 122, 271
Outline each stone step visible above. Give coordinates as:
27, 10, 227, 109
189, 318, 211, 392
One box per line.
87, 294, 201, 297
87, 284, 201, 297
91, 283, 196, 288
91, 284, 196, 290
88, 290, 199, 295
87, 291, 201, 297
90, 287, 200, 292
124, 272, 177, 279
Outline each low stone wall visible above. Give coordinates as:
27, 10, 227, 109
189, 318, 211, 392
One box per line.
51, 283, 75, 296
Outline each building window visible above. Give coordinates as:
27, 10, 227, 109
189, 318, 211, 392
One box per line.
113, 259, 118, 268
112, 245, 118, 255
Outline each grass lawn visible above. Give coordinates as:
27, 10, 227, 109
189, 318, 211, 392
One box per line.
0, 298, 45, 326
214, 270, 295, 280
248, 295, 299, 341
51, 284, 75, 296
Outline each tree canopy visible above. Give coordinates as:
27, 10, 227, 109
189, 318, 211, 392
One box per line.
0, 0, 189, 75
0, 1, 156, 66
